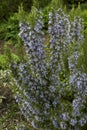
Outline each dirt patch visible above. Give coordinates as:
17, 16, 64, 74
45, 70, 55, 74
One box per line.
0, 40, 4, 54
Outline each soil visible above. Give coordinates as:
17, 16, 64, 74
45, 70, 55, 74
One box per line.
0, 40, 4, 54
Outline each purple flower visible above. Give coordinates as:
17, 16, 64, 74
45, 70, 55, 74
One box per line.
13, 8, 86, 130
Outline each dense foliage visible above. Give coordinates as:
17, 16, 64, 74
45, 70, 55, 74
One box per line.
0, 0, 32, 22
0, 0, 51, 23
0, 0, 87, 22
